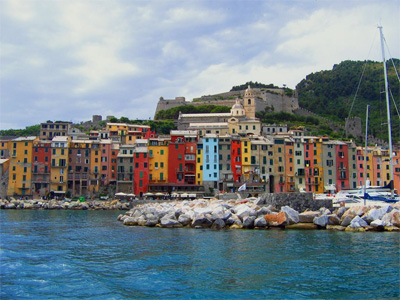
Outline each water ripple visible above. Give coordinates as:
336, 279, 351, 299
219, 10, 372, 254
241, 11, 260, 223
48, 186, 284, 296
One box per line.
1, 210, 399, 299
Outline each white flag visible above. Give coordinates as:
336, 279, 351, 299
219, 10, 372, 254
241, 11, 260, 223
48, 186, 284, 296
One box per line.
238, 183, 246, 191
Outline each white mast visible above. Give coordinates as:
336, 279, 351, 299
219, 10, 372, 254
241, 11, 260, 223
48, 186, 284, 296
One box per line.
363, 105, 369, 206
378, 26, 394, 198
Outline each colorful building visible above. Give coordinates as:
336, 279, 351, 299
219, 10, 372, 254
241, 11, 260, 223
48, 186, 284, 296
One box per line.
32, 140, 51, 198
7, 137, 36, 197
50, 136, 69, 197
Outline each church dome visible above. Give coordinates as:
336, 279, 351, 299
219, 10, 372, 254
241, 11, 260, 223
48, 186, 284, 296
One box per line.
231, 98, 245, 116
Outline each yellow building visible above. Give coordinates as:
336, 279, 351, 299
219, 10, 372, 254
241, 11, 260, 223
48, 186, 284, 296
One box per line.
7, 136, 36, 197
0, 140, 11, 158
90, 141, 101, 194
241, 138, 251, 182
148, 138, 169, 184
50, 136, 69, 197
196, 142, 203, 186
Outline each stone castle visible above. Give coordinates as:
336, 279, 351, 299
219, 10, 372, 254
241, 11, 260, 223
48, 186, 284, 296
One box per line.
154, 88, 299, 118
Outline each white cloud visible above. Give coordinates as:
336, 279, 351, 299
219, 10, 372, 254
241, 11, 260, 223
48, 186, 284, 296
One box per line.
0, 0, 399, 130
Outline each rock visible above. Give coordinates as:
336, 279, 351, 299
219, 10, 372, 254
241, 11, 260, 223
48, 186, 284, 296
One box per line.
242, 216, 256, 229
191, 215, 213, 228
256, 206, 271, 217
264, 211, 286, 227
285, 223, 318, 230
314, 215, 329, 227
281, 206, 299, 224
327, 214, 341, 225
211, 218, 225, 230
370, 219, 384, 227
160, 218, 182, 228
336, 206, 348, 218
229, 223, 243, 229
381, 210, 400, 227
254, 216, 268, 228
340, 215, 353, 227
365, 206, 391, 224
123, 217, 138, 226
349, 216, 368, 228
320, 208, 331, 215
254, 197, 265, 206
384, 226, 400, 232
233, 204, 254, 219
178, 214, 192, 226
326, 225, 346, 231
299, 211, 320, 223
345, 227, 367, 232
5, 203, 16, 209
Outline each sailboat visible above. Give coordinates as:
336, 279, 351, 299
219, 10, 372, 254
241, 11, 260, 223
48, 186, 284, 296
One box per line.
334, 27, 399, 207
361, 26, 399, 204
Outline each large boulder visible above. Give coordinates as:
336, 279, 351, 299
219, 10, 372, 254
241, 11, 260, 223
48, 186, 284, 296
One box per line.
123, 216, 138, 226
254, 216, 268, 228
299, 211, 320, 223
178, 214, 192, 226
211, 218, 226, 230
192, 214, 213, 228
349, 216, 368, 228
242, 216, 256, 229
160, 217, 182, 228
364, 206, 392, 224
233, 203, 254, 219
327, 214, 341, 225
264, 211, 286, 227
336, 206, 348, 218
256, 206, 272, 217
281, 206, 299, 224
313, 215, 329, 227
381, 210, 400, 227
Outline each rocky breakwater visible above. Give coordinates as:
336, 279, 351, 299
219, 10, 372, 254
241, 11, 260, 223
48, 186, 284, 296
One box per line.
117, 198, 400, 232
0, 199, 130, 210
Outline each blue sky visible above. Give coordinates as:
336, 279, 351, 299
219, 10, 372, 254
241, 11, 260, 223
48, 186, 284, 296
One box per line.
1, 0, 399, 130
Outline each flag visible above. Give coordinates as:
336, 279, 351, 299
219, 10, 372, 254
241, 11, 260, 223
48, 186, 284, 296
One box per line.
238, 183, 246, 191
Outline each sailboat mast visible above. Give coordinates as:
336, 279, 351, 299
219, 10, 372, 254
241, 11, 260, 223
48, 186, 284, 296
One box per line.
363, 105, 369, 206
378, 26, 394, 197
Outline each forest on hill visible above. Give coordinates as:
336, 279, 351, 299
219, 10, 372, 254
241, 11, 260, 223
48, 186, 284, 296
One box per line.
296, 59, 400, 143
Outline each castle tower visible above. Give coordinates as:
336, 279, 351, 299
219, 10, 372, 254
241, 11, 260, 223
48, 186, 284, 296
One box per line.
243, 85, 256, 119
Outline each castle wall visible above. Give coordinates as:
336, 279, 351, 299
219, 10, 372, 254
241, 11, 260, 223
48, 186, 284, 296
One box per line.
154, 89, 299, 117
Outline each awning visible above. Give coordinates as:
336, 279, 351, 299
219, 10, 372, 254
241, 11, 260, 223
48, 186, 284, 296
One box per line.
188, 194, 196, 198
144, 193, 154, 196
181, 193, 189, 198
115, 192, 127, 196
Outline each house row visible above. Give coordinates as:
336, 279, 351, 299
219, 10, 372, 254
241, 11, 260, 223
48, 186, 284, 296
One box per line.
1, 129, 399, 199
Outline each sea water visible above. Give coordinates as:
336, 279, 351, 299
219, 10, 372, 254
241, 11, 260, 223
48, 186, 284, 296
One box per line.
1, 210, 399, 299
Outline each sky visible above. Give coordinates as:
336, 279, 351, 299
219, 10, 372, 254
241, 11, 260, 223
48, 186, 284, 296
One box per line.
1, 0, 399, 130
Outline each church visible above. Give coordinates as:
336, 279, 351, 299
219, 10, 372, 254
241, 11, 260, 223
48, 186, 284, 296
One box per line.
177, 86, 261, 137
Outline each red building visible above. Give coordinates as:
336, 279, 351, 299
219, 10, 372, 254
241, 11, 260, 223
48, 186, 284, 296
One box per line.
168, 131, 197, 185
133, 140, 149, 196
32, 140, 52, 198
304, 140, 315, 193
336, 142, 349, 190
231, 138, 242, 182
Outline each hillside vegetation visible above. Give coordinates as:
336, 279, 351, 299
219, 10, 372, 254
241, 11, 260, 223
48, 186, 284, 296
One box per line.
155, 104, 231, 120
297, 59, 400, 143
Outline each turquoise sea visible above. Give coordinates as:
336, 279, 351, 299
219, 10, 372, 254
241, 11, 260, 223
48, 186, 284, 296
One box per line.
1, 210, 399, 299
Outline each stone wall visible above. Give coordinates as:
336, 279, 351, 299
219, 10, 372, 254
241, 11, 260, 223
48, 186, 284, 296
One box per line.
154, 89, 299, 117
260, 192, 333, 212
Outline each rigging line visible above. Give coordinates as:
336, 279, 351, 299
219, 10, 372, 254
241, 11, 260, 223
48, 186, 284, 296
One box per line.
343, 60, 369, 139
384, 38, 400, 83
343, 30, 378, 139
389, 88, 400, 119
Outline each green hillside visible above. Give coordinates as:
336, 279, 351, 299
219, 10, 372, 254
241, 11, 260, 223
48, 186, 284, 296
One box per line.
296, 59, 400, 142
